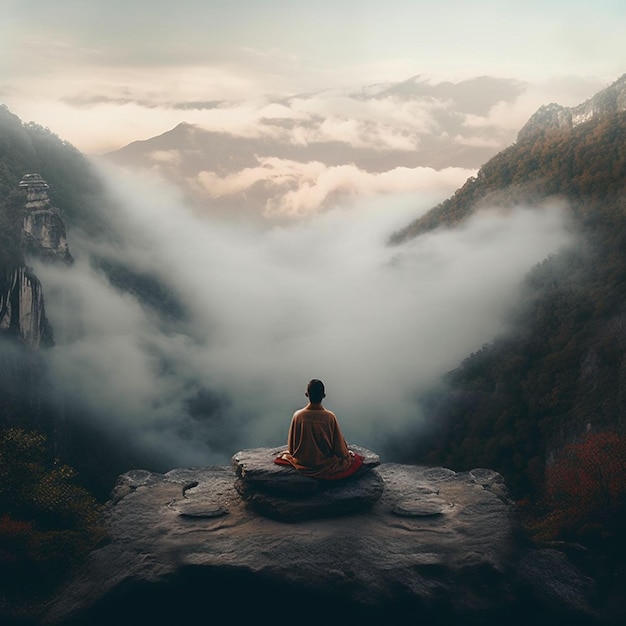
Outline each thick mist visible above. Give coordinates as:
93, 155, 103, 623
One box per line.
34, 165, 574, 469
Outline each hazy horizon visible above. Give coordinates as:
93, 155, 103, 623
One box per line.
3, 1, 624, 153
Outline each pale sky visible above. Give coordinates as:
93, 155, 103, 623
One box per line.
2, 0, 625, 153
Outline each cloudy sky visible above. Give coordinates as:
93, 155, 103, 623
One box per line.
2, 0, 624, 153
4, 0, 613, 468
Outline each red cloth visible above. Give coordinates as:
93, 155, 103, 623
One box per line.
273, 456, 292, 466
273, 453, 364, 480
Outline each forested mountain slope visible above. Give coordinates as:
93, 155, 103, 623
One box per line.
388, 85, 626, 557
391, 108, 626, 243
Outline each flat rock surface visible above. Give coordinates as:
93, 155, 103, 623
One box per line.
42, 461, 599, 626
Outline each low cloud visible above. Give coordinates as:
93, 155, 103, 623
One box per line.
34, 164, 575, 470
4, 75, 536, 156
195, 159, 474, 218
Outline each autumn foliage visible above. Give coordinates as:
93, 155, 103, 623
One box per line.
531, 430, 626, 547
0, 428, 105, 594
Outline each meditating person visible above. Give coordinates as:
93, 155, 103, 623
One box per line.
275, 379, 363, 479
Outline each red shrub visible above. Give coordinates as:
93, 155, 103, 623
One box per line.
535, 430, 626, 544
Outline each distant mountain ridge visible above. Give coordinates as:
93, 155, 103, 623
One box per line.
517, 73, 626, 141
101, 75, 524, 220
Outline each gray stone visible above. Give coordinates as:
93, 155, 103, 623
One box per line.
237, 470, 385, 522
168, 500, 228, 518
41, 461, 599, 626
0, 266, 52, 349
0, 175, 71, 350
231, 445, 384, 522
20, 173, 72, 264
392, 497, 449, 517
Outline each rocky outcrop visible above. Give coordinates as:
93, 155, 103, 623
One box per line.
517, 74, 626, 141
42, 451, 600, 626
20, 173, 72, 263
0, 174, 72, 349
232, 445, 383, 521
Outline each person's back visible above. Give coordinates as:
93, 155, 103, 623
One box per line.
276, 379, 361, 479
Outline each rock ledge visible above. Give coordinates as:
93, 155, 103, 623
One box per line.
232, 445, 383, 521
41, 458, 600, 626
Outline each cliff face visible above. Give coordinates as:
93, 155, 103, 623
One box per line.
0, 265, 53, 349
0, 174, 71, 441
0, 174, 71, 349
517, 73, 626, 141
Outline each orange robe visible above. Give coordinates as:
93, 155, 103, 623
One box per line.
282, 406, 353, 478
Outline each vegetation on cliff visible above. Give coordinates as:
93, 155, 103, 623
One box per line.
0, 108, 107, 620
392, 109, 626, 242
391, 109, 626, 555
0, 428, 105, 621
0, 105, 107, 239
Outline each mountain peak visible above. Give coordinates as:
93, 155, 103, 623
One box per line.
518, 73, 626, 141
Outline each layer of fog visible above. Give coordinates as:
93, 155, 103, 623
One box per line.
34, 166, 574, 469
